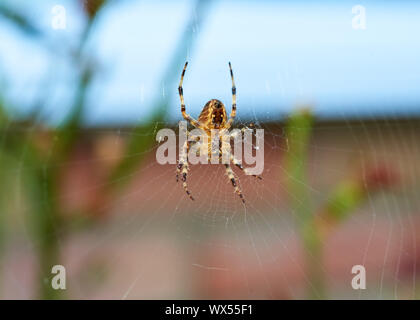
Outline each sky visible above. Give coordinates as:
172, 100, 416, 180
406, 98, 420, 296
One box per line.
0, 0, 420, 125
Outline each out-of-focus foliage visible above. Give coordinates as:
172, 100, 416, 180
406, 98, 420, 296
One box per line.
0, 0, 211, 299
284, 109, 398, 299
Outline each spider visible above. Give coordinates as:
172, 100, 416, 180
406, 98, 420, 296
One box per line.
176, 62, 262, 203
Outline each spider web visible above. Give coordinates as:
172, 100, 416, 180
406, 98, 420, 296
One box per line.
1, 99, 419, 299
1, 99, 420, 300
119, 115, 420, 299
30, 114, 415, 300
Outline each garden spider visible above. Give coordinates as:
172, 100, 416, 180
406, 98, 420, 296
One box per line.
176, 62, 262, 203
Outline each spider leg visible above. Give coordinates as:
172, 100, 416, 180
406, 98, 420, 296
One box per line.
229, 127, 262, 179
176, 138, 189, 182
225, 62, 237, 129
178, 62, 202, 129
181, 163, 194, 201
230, 154, 262, 180
176, 134, 201, 181
176, 162, 182, 183
224, 164, 245, 203
176, 136, 199, 201
230, 126, 248, 139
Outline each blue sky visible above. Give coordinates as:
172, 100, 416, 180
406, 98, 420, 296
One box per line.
1, 0, 420, 125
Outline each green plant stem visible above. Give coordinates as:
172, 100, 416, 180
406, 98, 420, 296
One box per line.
30, 165, 61, 299
284, 109, 325, 299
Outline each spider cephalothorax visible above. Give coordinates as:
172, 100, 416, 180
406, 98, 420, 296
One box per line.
198, 99, 227, 130
176, 62, 262, 203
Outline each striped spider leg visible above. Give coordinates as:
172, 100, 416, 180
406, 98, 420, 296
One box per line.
229, 127, 263, 180
177, 61, 259, 202
176, 134, 201, 201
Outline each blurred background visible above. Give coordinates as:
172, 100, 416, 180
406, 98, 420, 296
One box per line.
0, 0, 419, 299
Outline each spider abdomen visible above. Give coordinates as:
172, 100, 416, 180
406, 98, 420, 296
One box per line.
198, 99, 227, 130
